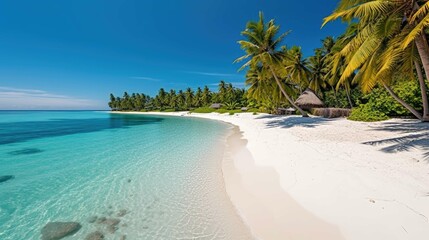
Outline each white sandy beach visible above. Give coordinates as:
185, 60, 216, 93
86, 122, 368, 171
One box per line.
116, 111, 429, 240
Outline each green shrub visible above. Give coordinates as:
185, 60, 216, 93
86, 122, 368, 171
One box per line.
348, 104, 389, 122
162, 108, 176, 112
355, 80, 423, 117
228, 110, 242, 115
224, 101, 239, 110
215, 109, 229, 114
346, 79, 424, 121
191, 107, 216, 113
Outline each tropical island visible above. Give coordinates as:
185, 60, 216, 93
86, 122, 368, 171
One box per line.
1, 1, 429, 240
107, 2, 429, 240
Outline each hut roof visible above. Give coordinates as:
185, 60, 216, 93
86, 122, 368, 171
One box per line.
210, 103, 222, 109
294, 89, 324, 109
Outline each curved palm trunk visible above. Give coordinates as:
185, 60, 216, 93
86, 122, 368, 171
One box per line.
407, 4, 429, 121
344, 82, 353, 108
270, 67, 309, 117
414, 60, 429, 121
346, 89, 353, 108
415, 34, 429, 79
382, 83, 422, 120
331, 85, 339, 107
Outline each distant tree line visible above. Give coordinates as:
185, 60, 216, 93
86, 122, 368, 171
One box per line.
108, 81, 247, 111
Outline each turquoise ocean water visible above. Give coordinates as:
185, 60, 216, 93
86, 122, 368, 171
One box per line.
0, 111, 252, 239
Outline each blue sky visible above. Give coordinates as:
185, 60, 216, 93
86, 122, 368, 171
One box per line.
0, 0, 344, 110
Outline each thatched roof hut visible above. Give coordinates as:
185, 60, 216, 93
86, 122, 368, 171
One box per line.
294, 89, 324, 110
210, 103, 222, 109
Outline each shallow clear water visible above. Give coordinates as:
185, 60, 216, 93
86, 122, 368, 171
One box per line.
0, 111, 252, 240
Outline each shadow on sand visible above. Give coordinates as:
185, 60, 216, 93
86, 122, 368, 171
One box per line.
363, 120, 429, 161
256, 115, 429, 161
256, 115, 331, 129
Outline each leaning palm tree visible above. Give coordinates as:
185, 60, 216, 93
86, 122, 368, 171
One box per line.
235, 12, 309, 117
323, 0, 429, 121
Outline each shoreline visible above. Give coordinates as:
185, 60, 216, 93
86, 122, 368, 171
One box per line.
112, 111, 429, 240
223, 126, 343, 239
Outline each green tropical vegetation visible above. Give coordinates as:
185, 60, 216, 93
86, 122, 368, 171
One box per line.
108, 81, 248, 112
322, 0, 429, 121
110, 2, 429, 122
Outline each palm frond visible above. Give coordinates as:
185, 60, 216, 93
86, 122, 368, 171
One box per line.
402, 16, 429, 48
410, 1, 429, 23
322, 0, 394, 27
340, 35, 382, 81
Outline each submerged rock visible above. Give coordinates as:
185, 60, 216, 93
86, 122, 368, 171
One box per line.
104, 218, 121, 233
127, 179, 131, 183
96, 217, 121, 233
85, 231, 104, 240
96, 217, 107, 224
117, 209, 127, 217
8, 148, 43, 155
101, 218, 120, 225
120, 235, 127, 240
41, 222, 81, 240
87, 216, 98, 223
0, 175, 14, 183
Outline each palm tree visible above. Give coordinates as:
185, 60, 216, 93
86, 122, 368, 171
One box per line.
235, 12, 308, 117
308, 49, 327, 95
194, 87, 203, 107
225, 83, 235, 103
115, 97, 122, 110
108, 93, 116, 110
321, 36, 335, 56
202, 86, 212, 106
169, 89, 177, 109
323, 0, 429, 121
283, 46, 311, 93
176, 90, 186, 110
121, 92, 132, 110
157, 88, 167, 110
218, 81, 227, 103
134, 93, 143, 110
246, 65, 281, 103
185, 87, 194, 109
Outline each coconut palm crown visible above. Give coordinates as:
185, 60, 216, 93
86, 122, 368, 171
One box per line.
235, 12, 309, 117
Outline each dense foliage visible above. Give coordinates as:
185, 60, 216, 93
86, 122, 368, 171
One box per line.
349, 80, 425, 121
348, 105, 389, 122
